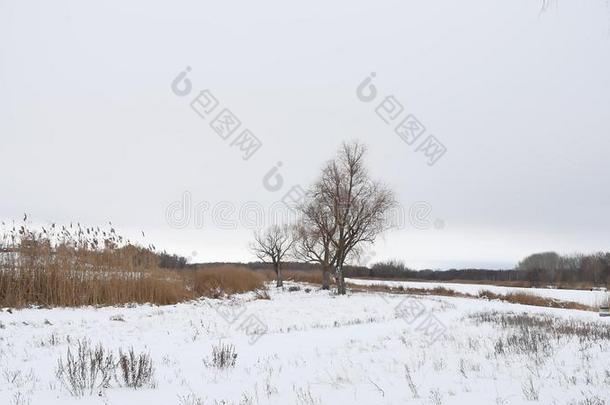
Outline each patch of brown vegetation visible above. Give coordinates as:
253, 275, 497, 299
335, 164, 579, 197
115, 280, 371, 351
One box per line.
477, 290, 591, 311
186, 265, 267, 298
0, 222, 266, 308
283, 269, 323, 285
347, 283, 470, 298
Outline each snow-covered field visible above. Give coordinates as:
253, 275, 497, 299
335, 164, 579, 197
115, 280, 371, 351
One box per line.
346, 278, 610, 308
1, 283, 610, 405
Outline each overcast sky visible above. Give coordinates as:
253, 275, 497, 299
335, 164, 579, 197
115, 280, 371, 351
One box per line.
1, 0, 609, 269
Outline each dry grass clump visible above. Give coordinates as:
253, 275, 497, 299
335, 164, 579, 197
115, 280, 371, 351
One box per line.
206, 342, 237, 369
186, 265, 267, 298
56, 339, 155, 397
471, 311, 610, 342
478, 290, 591, 311
254, 288, 271, 300
348, 283, 470, 298
118, 348, 155, 388
426, 286, 462, 297
56, 339, 115, 397
470, 311, 610, 367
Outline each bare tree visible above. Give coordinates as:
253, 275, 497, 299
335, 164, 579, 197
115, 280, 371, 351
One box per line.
250, 225, 295, 287
292, 220, 336, 290
307, 141, 396, 294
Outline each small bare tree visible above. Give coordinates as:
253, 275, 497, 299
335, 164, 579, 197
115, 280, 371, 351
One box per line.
293, 199, 336, 290
309, 141, 396, 294
250, 225, 295, 287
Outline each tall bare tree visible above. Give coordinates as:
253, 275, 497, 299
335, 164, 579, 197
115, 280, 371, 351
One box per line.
250, 225, 295, 287
308, 141, 396, 294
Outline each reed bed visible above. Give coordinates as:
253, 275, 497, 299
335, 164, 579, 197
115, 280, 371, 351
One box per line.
0, 220, 263, 308
186, 265, 267, 298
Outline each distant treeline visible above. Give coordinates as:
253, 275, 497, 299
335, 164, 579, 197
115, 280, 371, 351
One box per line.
189, 261, 322, 271
190, 261, 370, 276
356, 253, 610, 288
344, 261, 529, 283
515, 252, 610, 287
158, 252, 188, 269
188, 251, 610, 288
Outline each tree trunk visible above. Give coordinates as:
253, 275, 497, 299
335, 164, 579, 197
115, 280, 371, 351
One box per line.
322, 265, 330, 290
336, 264, 346, 295
275, 262, 283, 287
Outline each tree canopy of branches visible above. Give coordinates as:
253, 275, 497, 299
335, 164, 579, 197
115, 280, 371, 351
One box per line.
303, 141, 396, 294
293, 190, 339, 290
249, 225, 295, 287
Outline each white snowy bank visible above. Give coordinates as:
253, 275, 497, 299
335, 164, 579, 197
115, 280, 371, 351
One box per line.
1, 283, 609, 404
346, 278, 610, 308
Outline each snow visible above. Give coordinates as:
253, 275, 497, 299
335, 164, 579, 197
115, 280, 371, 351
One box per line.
1, 282, 610, 404
346, 278, 610, 307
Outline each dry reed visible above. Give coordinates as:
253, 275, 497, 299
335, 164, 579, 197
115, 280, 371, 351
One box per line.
185, 265, 267, 298
0, 220, 265, 308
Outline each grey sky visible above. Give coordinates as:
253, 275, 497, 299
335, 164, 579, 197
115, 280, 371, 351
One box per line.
1, 0, 609, 269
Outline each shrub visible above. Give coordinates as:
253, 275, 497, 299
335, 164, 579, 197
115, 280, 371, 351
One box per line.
255, 289, 271, 300
208, 343, 237, 369
118, 348, 155, 388
55, 340, 156, 394
56, 339, 115, 397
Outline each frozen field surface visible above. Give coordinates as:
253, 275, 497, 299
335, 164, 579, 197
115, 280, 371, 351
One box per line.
1, 283, 610, 405
347, 278, 610, 307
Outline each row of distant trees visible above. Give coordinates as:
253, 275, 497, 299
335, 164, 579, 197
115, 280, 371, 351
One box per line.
158, 252, 188, 269
250, 141, 396, 294
517, 251, 610, 287
343, 259, 529, 282
356, 253, 610, 288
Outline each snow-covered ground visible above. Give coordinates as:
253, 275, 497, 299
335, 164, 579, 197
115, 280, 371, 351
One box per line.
346, 278, 610, 308
1, 283, 610, 405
